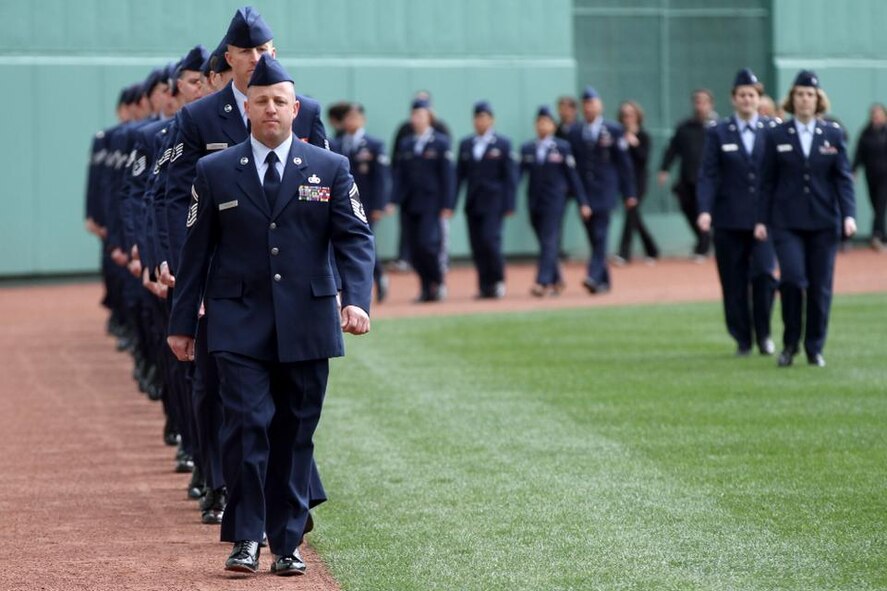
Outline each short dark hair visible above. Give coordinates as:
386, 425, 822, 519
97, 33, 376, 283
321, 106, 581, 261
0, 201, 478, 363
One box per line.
693, 88, 714, 103
557, 96, 577, 109
326, 101, 352, 124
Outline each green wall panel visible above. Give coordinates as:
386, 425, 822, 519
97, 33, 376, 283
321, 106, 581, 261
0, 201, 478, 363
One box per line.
573, 0, 773, 255
0, 0, 576, 276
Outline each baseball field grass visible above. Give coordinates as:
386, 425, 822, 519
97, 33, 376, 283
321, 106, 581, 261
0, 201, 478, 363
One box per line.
314, 293, 887, 591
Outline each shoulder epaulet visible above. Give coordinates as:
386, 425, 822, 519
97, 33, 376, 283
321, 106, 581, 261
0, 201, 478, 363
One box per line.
96, 130, 105, 139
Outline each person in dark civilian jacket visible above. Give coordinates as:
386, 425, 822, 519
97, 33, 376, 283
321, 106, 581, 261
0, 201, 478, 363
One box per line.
852, 103, 887, 251
697, 68, 778, 357
756, 70, 856, 368
331, 103, 391, 301
569, 85, 637, 294
391, 99, 455, 302
659, 89, 717, 260
614, 100, 659, 264
455, 101, 517, 298
168, 55, 374, 576
520, 106, 589, 296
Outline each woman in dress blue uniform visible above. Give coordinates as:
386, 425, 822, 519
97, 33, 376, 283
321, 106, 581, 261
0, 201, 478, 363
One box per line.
520, 106, 589, 296
756, 70, 856, 367
697, 68, 778, 356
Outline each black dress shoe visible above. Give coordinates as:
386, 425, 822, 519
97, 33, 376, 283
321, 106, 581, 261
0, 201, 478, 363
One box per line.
225, 541, 260, 573
582, 277, 597, 294
163, 418, 180, 447
187, 465, 205, 500
807, 353, 826, 367
777, 348, 797, 367
201, 487, 226, 524
271, 549, 306, 576
175, 453, 194, 474
758, 338, 775, 356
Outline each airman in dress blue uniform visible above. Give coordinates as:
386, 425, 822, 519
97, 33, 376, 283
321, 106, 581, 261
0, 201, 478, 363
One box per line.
756, 70, 857, 367
455, 101, 517, 298
568, 86, 637, 294
392, 99, 455, 302
330, 103, 391, 302
168, 55, 374, 576
697, 68, 779, 356
161, 7, 331, 522
520, 106, 589, 296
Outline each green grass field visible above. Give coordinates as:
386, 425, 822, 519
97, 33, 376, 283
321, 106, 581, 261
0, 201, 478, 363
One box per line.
314, 293, 887, 591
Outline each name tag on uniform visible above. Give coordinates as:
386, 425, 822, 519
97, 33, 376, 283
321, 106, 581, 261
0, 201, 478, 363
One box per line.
298, 185, 331, 202
486, 148, 502, 159
548, 153, 564, 163
207, 143, 228, 151
721, 143, 739, 152
218, 200, 239, 211
777, 144, 793, 152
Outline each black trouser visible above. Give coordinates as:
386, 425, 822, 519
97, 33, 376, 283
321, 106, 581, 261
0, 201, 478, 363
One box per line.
866, 173, 887, 240
676, 183, 710, 255
215, 352, 328, 556
467, 211, 505, 295
713, 229, 778, 350
193, 316, 223, 490
618, 200, 659, 260
406, 210, 444, 295
772, 227, 839, 356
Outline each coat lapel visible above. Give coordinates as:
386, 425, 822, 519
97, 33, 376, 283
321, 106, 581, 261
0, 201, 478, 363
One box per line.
234, 142, 271, 218
786, 119, 804, 160
218, 83, 248, 145
271, 139, 309, 220
809, 119, 826, 160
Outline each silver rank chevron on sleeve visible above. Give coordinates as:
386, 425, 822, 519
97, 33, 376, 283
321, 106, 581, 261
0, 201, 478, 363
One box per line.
349, 182, 367, 223
186, 185, 199, 228
170, 142, 184, 162
132, 155, 147, 177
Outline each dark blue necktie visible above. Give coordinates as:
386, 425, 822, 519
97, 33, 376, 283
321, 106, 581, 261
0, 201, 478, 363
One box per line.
263, 151, 280, 210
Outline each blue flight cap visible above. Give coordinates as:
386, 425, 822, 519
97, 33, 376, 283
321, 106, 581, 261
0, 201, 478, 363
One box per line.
179, 45, 209, 74
474, 100, 493, 116
127, 83, 143, 103
247, 53, 294, 88
581, 85, 600, 101
536, 105, 555, 120
142, 68, 166, 97
412, 98, 430, 110
793, 69, 820, 89
226, 6, 273, 48
733, 68, 759, 89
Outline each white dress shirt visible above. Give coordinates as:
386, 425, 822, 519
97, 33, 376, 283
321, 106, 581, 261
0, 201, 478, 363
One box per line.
414, 128, 434, 155
583, 116, 603, 142
251, 133, 292, 185
232, 82, 249, 128
795, 118, 816, 158
472, 129, 495, 161
736, 113, 759, 155
536, 135, 555, 164
342, 128, 365, 156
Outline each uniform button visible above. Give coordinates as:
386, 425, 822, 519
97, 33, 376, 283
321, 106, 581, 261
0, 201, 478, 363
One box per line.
273, 273, 282, 282
270, 222, 277, 230
803, 174, 810, 180
749, 187, 755, 193
748, 172, 756, 180
804, 187, 810, 193
271, 247, 279, 256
